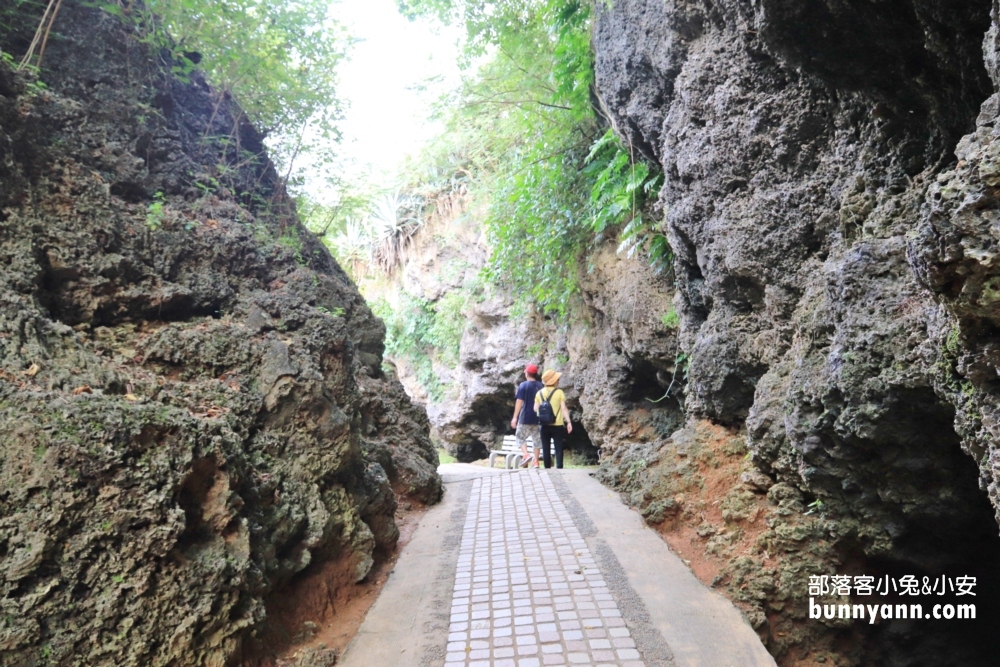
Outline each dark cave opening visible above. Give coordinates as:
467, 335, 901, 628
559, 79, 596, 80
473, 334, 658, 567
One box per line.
819, 390, 1000, 666
854, 483, 1000, 666
445, 384, 601, 465
445, 390, 513, 462
869, 445, 1000, 666
626, 357, 676, 405
564, 410, 598, 464
623, 356, 686, 440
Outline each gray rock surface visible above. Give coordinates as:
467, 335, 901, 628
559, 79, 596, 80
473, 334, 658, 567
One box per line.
592, 0, 1000, 664
0, 4, 439, 666
406, 237, 681, 464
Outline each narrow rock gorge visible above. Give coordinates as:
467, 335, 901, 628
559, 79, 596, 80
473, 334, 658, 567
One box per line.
0, 3, 439, 666
373, 1, 1000, 665
7, 1, 1000, 666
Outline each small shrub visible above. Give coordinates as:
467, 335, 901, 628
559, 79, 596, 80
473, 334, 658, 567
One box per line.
316, 305, 344, 318
146, 191, 166, 229
660, 308, 679, 329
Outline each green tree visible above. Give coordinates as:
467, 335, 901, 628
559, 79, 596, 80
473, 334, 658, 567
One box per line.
399, 0, 666, 317
22, 0, 351, 194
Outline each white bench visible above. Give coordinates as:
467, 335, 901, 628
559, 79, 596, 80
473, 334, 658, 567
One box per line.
488, 435, 526, 469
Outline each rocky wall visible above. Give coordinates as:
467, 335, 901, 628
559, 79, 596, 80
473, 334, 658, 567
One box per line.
378, 189, 682, 463
0, 3, 439, 666
593, 0, 1000, 664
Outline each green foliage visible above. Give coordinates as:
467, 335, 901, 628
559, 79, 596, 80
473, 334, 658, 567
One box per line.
945, 325, 962, 356
585, 129, 660, 234
443, 0, 596, 317
805, 498, 826, 517
585, 128, 670, 274
400, 0, 669, 317
146, 0, 346, 144
300, 179, 380, 244
429, 291, 468, 366
0, 0, 48, 66
482, 136, 590, 318
67, 0, 348, 196
329, 217, 372, 280
0, 43, 48, 95
525, 341, 545, 357
660, 308, 680, 329
146, 191, 166, 229
437, 447, 458, 464
316, 305, 345, 318
369, 191, 424, 274
617, 214, 673, 275
0, 0, 45, 28
323, 189, 426, 279
277, 226, 303, 251
675, 351, 689, 377
372, 291, 470, 401
625, 457, 648, 486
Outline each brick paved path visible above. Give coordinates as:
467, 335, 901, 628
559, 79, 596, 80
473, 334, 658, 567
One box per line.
445, 471, 645, 667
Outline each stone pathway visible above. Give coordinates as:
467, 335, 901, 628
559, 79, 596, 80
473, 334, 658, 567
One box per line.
445, 471, 645, 667
340, 465, 776, 667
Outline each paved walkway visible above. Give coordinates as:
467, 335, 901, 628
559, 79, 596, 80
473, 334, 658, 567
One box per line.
446, 471, 642, 667
340, 466, 776, 667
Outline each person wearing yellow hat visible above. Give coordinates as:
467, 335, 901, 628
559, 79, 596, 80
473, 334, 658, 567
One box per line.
534, 369, 572, 469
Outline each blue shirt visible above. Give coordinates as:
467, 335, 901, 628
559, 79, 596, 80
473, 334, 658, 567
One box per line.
515, 380, 544, 424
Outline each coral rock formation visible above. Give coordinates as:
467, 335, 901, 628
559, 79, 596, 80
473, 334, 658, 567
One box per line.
0, 4, 439, 666
592, 0, 1000, 664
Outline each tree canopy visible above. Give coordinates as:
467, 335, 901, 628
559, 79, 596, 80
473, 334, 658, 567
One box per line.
380, 0, 667, 317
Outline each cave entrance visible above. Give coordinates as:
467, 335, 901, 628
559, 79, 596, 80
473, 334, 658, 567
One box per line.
626, 357, 670, 403
824, 390, 1000, 666
563, 412, 598, 464
860, 445, 1000, 667
624, 356, 686, 442
625, 355, 685, 415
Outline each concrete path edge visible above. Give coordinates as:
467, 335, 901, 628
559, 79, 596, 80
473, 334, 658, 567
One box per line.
558, 469, 777, 667
339, 473, 472, 667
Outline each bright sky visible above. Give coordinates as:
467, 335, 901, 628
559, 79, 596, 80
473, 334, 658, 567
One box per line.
332, 0, 463, 182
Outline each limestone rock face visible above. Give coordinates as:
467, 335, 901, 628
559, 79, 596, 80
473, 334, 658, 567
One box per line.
409, 237, 681, 464
0, 4, 439, 666
570, 243, 682, 454
593, 0, 1000, 664
912, 12, 1000, 536
434, 293, 543, 462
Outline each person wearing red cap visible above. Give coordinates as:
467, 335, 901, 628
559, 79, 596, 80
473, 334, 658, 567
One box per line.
511, 364, 544, 468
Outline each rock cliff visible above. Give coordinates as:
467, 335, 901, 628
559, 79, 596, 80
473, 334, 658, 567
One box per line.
380, 0, 1000, 664
0, 3, 439, 666
379, 207, 681, 467
591, 0, 1000, 664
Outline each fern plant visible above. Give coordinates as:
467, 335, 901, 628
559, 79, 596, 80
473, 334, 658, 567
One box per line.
617, 215, 673, 275
584, 128, 670, 273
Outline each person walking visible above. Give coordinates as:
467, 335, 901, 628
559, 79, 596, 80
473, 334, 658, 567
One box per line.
535, 369, 572, 469
510, 364, 544, 469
